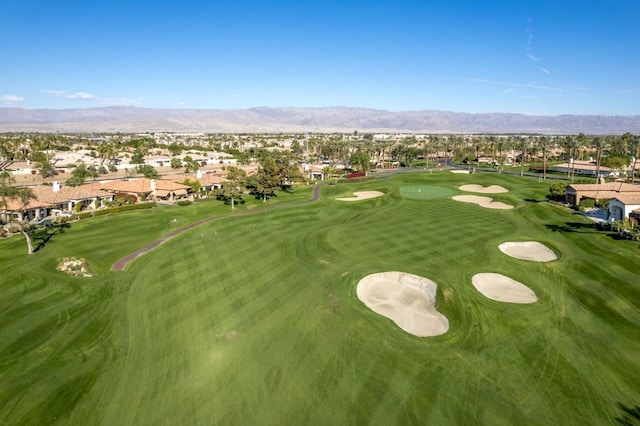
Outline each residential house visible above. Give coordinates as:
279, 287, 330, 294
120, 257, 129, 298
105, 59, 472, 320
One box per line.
565, 182, 640, 207
1, 197, 51, 224
608, 194, 640, 223
2, 160, 39, 176
33, 181, 114, 216
163, 171, 227, 196
100, 178, 190, 203
554, 160, 630, 178
143, 155, 172, 167
1, 181, 114, 223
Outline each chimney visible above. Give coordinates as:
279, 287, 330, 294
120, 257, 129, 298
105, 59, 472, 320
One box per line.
150, 179, 157, 192
196, 169, 203, 179
52, 181, 61, 192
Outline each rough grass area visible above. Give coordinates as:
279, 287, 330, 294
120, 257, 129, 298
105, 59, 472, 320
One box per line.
1, 172, 639, 425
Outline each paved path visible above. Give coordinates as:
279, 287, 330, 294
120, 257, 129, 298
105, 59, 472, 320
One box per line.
111, 184, 322, 271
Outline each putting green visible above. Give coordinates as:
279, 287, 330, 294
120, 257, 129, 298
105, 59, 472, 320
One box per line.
400, 185, 456, 200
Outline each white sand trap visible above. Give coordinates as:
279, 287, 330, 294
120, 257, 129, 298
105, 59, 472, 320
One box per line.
336, 191, 384, 201
450, 170, 472, 174
472, 273, 538, 304
459, 184, 508, 193
498, 241, 557, 262
356, 272, 449, 337
452, 195, 513, 210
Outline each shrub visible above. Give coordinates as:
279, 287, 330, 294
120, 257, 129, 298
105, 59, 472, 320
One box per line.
75, 211, 93, 219
578, 198, 596, 210
548, 182, 568, 201
176, 200, 192, 206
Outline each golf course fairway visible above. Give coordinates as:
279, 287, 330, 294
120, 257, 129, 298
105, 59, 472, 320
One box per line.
1, 171, 639, 425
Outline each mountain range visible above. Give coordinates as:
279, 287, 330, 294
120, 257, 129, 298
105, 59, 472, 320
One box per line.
0, 106, 637, 134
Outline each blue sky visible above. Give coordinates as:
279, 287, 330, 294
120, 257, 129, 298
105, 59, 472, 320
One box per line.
1, 0, 639, 115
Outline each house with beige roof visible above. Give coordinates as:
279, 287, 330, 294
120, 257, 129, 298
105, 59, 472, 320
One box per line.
1, 181, 114, 224
554, 160, 631, 178
99, 178, 190, 202
162, 171, 228, 196
33, 182, 114, 214
608, 194, 640, 223
565, 182, 640, 207
1, 197, 51, 224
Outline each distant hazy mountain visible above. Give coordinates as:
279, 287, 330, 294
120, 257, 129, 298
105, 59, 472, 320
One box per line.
0, 106, 637, 134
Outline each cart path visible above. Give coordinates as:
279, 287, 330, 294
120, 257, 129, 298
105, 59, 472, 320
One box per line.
111, 184, 322, 271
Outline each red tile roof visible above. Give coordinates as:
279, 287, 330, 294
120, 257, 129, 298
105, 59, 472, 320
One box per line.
99, 178, 189, 194
1, 197, 50, 211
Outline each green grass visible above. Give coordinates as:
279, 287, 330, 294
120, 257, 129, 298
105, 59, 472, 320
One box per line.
1, 172, 639, 425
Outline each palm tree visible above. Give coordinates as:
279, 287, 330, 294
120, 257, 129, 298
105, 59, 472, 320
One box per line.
591, 136, 609, 182
495, 137, 509, 173
563, 135, 579, 181
537, 136, 550, 180
517, 137, 529, 177
629, 134, 639, 184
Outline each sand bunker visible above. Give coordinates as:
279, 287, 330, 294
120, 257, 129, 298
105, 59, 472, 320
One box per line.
336, 191, 384, 201
356, 272, 449, 337
499, 241, 557, 262
452, 195, 513, 210
472, 273, 537, 304
459, 184, 508, 194
450, 170, 472, 174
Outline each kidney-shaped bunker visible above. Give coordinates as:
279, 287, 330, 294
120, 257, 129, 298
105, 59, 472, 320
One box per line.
356, 272, 449, 337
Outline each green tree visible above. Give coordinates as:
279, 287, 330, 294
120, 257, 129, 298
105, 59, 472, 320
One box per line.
183, 156, 201, 173
495, 138, 509, 173
517, 137, 530, 177
65, 165, 94, 187
322, 163, 340, 179
131, 148, 146, 164
564, 135, 580, 181
591, 136, 609, 180
218, 166, 246, 209
274, 152, 303, 190
349, 150, 371, 173
629, 134, 639, 184
136, 164, 159, 179
32, 151, 57, 178
170, 157, 183, 169
0, 171, 37, 254
548, 182, 568, 201
168, 143, 183, 156
538, 136, 550, 180
182, 178, 202, 194
250, 156, 280, 202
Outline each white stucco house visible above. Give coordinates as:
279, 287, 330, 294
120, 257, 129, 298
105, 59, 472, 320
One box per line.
608, 194, 640, 222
